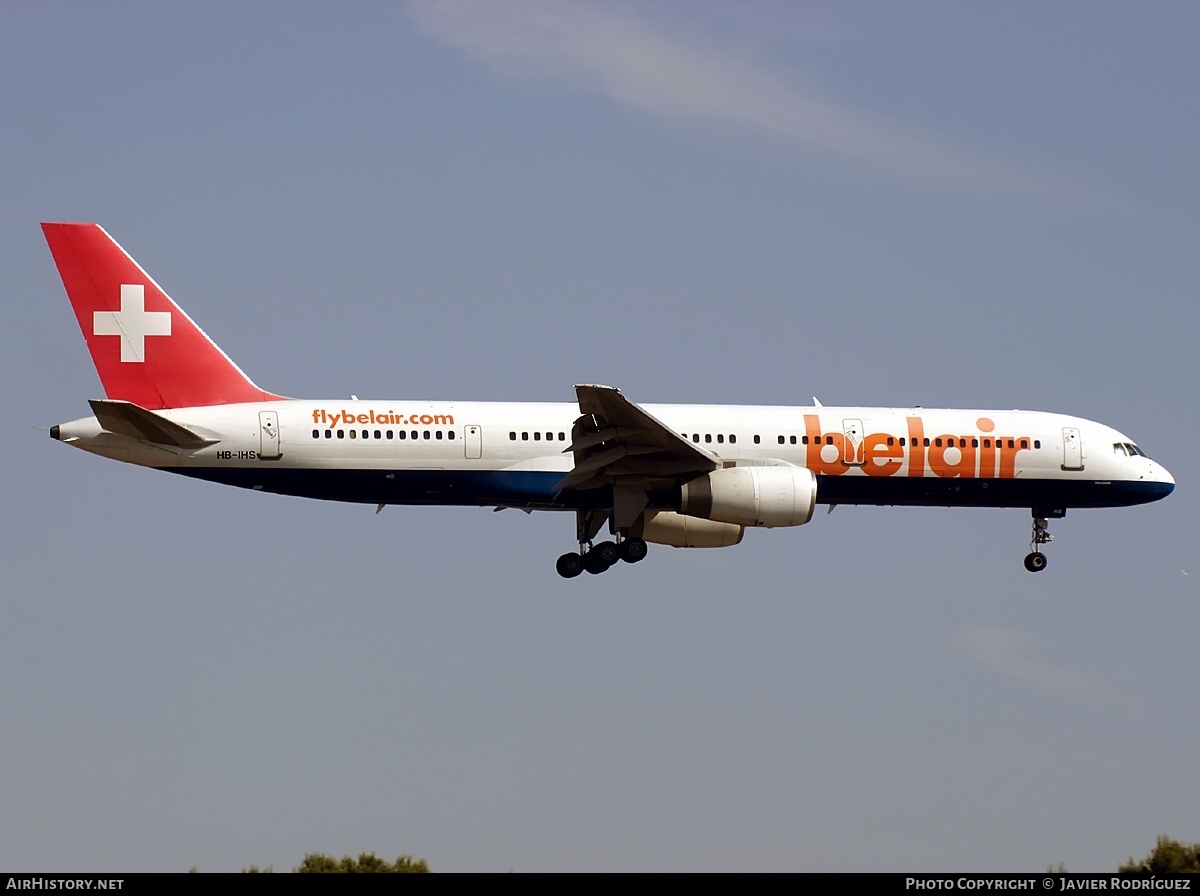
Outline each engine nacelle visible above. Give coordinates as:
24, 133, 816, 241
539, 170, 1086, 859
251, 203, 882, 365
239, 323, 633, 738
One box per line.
679, 464, 817, 528
642, 510, 744, 548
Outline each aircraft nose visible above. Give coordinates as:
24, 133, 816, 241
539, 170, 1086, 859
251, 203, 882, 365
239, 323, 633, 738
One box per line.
1151, 461, 1175, 497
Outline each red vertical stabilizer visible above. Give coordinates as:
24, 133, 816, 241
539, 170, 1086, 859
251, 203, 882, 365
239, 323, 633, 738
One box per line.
43, 222, 283, 409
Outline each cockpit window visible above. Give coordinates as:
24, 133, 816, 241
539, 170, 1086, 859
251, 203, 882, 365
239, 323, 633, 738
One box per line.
1114, 442, 1150, 458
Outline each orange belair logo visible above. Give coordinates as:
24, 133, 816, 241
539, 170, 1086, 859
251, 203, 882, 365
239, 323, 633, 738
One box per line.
803, 415, 1032, 479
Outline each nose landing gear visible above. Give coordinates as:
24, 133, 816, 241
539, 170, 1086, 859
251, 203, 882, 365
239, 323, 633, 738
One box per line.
1023, 508, 1063, 573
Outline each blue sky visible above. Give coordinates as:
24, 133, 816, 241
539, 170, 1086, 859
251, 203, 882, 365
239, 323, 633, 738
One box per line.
2, 1, 1197, 872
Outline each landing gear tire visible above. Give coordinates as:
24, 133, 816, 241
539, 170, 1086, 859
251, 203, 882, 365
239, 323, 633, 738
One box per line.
593, 541, 620, 567
619, 537, 648, 564
583, 548, 613, 574
556, 552, 584, 578
1024, 552, 1047, 573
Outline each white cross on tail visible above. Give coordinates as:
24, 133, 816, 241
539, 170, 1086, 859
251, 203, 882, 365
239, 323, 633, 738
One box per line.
92, 284, 172, 363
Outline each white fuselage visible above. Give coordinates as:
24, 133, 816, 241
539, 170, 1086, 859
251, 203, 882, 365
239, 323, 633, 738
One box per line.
53, 398, 1175, 513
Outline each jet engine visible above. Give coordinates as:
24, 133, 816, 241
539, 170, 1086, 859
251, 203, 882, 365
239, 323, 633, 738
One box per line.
679, 464, 817, 528
642, 510, 744, 548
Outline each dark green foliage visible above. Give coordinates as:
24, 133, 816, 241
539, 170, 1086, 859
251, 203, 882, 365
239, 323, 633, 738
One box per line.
295, 852, 430, 873
1118, 836, 1200, 874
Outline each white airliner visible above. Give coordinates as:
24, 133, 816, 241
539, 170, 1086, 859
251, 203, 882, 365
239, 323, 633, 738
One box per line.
44, 223, 1174, 577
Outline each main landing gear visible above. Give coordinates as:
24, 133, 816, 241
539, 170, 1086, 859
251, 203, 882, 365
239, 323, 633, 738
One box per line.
556, 537, 648, 579
1023, 509, 1061, 573
557, 508, 649, 578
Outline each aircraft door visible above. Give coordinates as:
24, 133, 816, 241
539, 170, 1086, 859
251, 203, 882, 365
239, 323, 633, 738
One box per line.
465, 425, 482, 460
259, 411, 281, 460
1061, 427, 1083, 471
842, 418, 864, 466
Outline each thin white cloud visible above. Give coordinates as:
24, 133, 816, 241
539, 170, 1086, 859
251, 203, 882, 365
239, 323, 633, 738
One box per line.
402, 0, 1071, 198
948, 624, 1109, 700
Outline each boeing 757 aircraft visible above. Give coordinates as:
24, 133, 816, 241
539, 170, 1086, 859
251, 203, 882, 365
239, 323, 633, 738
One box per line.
43, 223, 1174, 577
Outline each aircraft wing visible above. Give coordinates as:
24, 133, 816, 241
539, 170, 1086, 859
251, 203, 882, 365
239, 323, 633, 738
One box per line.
556, 384, 719, 492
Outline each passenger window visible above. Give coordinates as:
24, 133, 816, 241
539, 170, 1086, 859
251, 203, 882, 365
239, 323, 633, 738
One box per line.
693, 434, 700, 443
399, 430, 406, 440
362, 430, 368, 439
448, 431, 455, 440
337, 430, 345, 440
1034, 440, 1040, 449
705, 434, 712, 443
753, 435, 761, 444
790, 436, 797, 445
423, 430, 431, 440
510, 432, 517, 441
374, 430, 382, 439
325, 430, 332, 439
534, 432, 541, 441
312, 429, 319, 439
886, 437, 894, 446
729, 434, 736, 444
349, 430, 357, 440
522, 432, 529, 441
716, 434, 724, 444
1020, 440, 1028, 449
935, 438, 943, 447
777, 435, 785, 445
386, 430, 394, 440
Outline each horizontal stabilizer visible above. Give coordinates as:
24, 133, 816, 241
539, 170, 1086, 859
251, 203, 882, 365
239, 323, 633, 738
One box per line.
88, 399, 218, 448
